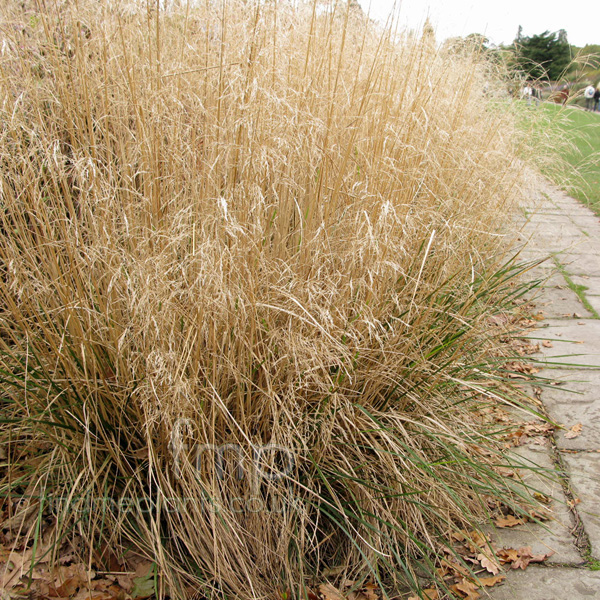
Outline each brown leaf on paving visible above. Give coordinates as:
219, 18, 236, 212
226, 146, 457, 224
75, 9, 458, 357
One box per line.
528, 550, 555, 563
451, 578, 481, 600
532, 491, 552, 504
504, 361, 540, 380
564, 423, 583, 439
512, 340, 540, 356
464, 530, 489, 554
518, 318, 537, 328
496, 466, 516, 478
477, 553, 500, 575
528, 435, 550, 446
542, 340, 553, 348
478, 575, 505, 587
507, 372, 530, 380
440, 557, 471, 578
495, 515, 525, 528
488, 315, 510, 327
407, 589, 439, 600
519, 422, 554, 437
510, 547, 555, 570
496, 548, 520, 564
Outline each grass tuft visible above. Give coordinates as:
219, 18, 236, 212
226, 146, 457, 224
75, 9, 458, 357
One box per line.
0, 1, 545, 597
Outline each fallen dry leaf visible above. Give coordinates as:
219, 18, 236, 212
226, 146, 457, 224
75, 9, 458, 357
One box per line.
319, 583, 345, 600
361, 581, 378, 600
477, 553, 500, 575
464, 530, 489, 553
496, 548, 520, 564
478, 575, 505, 587
407, 589, 438, 600
564, 423, 583, 439
495, 515, 524, 528
0, 548, 33, 590
451, 578, 481, 600
510, 547, 555, 570
542, 340, 553, 348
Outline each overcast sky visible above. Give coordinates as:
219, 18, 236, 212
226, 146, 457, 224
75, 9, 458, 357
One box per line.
360, 0, 597, 47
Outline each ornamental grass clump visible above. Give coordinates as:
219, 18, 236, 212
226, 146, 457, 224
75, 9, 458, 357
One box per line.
0, 1, 540, 597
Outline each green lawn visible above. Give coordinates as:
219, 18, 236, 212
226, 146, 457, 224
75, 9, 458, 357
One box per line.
535, 103, 600, 214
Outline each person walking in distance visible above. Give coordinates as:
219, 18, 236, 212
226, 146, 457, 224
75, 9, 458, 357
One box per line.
522, 83, 533, 105
594, 85, 600, 112
584, 84, 596, 110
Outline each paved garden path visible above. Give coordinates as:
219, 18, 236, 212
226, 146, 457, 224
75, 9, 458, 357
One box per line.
489, 179, 600, 598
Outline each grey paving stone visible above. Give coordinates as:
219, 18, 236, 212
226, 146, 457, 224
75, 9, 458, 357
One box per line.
586, 295, 600, 315
531, 284, 593, 319
536, 369, 600, 406
563, 453, 600, 560
489, 567, 600, 599
523, 207, 593, 217
559, 253, 600, 278
555, 240, 600, 258
524, 235, 584, 255
568, 214, 600, 231
521, 258, 557, 278
527, 321, 600, 369
527, 214, 580, 227
536, 367, 600, 454
489, 446, 580, 564
570, 276, 600, 297
547, 401, 600, 451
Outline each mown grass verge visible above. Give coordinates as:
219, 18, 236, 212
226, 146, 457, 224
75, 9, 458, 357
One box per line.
525, 102, 600, 214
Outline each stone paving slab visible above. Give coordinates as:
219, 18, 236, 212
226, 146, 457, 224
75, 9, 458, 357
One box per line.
489, 567, 600, 599
531, 282, 593, 319
535, 369, 600, 395
490, 179, 600, 598
563, 453, 600, 560
558, 253, 600, 278
523, 205, 594, 216
549, 401, 600, 451
553, 239, 600, 257
488, 445, 580, 564
522, 236, 584, 256
528, 321, 600, 369
570, 276, 600, 297
587, 297, 600, 315
568, 214, 600, 230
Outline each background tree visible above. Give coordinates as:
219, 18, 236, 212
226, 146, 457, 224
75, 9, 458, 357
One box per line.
514, 29, 572, 81
570, 44, 600, 83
